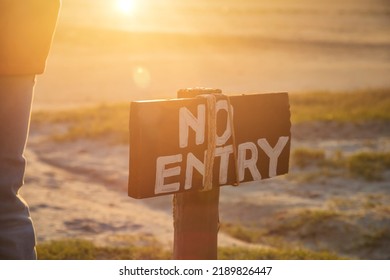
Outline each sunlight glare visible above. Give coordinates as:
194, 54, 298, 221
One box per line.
132, 67, 151, 89
116, 0, 136, 15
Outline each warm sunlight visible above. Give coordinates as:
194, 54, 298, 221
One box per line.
115, 0, 136, 15
132, 66, 151, 89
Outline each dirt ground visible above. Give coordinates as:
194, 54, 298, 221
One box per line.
21, 120, 390, 259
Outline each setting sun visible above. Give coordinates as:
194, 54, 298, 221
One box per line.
116, 0, 136, 14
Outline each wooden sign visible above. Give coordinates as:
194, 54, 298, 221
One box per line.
128, 93, 291, 199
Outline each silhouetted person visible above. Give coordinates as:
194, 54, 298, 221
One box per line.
0, 0, 60, 259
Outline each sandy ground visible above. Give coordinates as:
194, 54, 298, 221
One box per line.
21, 125, 250, 249
20, 121, 390, 259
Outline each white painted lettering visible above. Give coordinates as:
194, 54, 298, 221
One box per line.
155, 154, 182, 194
179, 105, 205, 148
257, 136, 289, 177
238, 142, 262, 182
215, 145, 233, 184
185, 152, 205, 190
215, 100, 234, 146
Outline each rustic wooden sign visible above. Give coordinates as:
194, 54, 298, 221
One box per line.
128, 92, 291, 199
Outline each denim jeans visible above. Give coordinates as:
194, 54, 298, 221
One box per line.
0, 75, 36, 260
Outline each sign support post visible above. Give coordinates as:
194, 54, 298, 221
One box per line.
173, 88, 222, 260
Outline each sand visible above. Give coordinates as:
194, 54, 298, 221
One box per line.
22, 125, 250, 249
19, 120, 390, 259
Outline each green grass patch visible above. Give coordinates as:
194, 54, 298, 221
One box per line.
36, 238, 342, 260
347, 151, 390, 181
290, 88, 390, 123
353, 229, 390, 252
31, 89, 390, 144
36, 239, 171, 260
221, 223, 265, 244
291, 148, 327, 168
220, 220, 344, 260
32, 103, 130, 144
218, 247, 342, 260
328, 194, 388, 212
271, 209, 340, 235
291, 147, 390, 182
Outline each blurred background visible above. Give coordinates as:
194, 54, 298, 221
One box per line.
33, 0, 390, 109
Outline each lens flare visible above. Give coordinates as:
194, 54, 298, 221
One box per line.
116, 0, 136, 15
132, 67, 151, 89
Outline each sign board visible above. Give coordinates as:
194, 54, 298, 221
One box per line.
128, 93, 291, 199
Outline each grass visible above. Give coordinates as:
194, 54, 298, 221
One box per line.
221, 223, 265, 244
220, 221, 343, 260
220, 204, 390, 260
328, 197, 359, 211
359, 229, 390, 250
328, 194, 390, 212
31, 88, 390, 144
291, 148, 326, 168
36, 238, 342, 260
218, 247, 341, 260
32, 103, 130, 144
291, 147, 390, 182
37, 239, 171, 260
347, 151, 390, 181
268, 209, 341, 236
289, 88, 390, 123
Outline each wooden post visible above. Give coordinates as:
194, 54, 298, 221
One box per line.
173, 88, 221, 260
